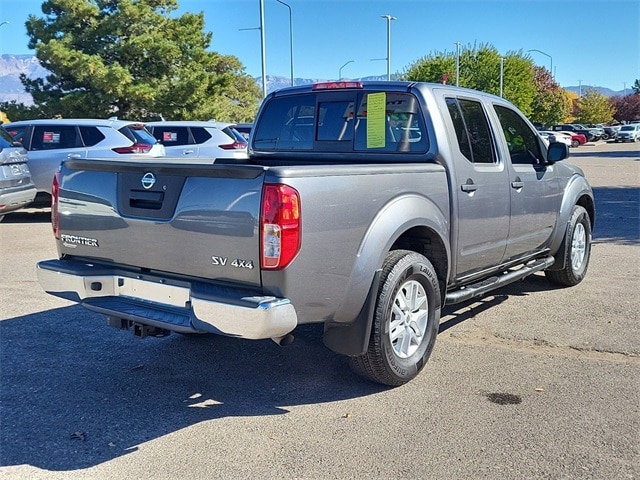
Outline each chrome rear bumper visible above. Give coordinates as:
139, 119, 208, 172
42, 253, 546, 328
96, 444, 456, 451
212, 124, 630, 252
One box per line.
37, 259, 297, 340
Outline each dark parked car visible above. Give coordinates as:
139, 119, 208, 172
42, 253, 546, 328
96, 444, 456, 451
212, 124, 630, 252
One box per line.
551, 124, 600, 142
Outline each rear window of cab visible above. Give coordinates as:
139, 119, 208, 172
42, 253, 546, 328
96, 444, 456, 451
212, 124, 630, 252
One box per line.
252, 91, 428, 153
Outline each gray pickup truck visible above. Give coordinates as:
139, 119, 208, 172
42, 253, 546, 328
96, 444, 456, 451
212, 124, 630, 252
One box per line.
37, 81, 594, 386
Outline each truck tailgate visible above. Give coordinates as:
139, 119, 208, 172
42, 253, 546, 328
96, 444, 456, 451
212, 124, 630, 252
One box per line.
57, 159, 266, 287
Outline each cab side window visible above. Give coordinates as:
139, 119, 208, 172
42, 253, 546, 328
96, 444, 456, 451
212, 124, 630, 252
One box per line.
494, 105, 544, 165
445, 97, 496, 164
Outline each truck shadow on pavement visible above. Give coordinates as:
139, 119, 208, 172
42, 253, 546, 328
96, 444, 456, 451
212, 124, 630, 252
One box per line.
591, 186, 639, 245
0, 305, 384, 471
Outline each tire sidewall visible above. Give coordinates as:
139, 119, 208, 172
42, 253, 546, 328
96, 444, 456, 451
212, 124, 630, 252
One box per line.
566, 206, 591, 282
377, 253, 440, 383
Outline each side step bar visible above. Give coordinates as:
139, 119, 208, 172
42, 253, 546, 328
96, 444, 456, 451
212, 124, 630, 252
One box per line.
445, 256, 555, 305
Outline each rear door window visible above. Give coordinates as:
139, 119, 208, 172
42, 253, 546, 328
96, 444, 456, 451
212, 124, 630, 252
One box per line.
31, 126, 80, 150
445, 97, 497, 164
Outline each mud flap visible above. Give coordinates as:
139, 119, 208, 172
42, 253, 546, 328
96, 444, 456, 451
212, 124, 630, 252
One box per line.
322, 269, 382, 356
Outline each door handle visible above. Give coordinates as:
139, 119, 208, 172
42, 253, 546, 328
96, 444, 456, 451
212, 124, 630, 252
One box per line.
461, 179, 477, 193
182, 149, 195, 155
67, 153, 82, 159
511, 176, 524, 189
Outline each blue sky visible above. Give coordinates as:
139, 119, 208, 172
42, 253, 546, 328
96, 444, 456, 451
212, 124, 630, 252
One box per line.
1, 0, 638, 92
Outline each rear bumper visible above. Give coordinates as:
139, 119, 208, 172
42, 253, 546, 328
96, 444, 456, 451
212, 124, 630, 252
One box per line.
37, 259, 298, 340
0, 184, 37, 213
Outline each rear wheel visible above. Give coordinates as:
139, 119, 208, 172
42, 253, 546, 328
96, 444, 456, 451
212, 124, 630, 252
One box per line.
349, 250, 440, 386
546, 205, 591, 286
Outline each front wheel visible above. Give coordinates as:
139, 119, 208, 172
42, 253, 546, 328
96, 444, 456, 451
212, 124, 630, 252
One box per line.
348, 250, 441, 386
546, 205, 592, 286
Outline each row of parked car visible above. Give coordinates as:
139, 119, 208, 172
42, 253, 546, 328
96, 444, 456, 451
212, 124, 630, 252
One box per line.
0, 116, 636, 221
0, 118, 253, 220
536, 122, 640, 148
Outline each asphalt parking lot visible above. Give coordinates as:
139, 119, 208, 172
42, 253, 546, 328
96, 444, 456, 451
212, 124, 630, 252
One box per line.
1, 141, 638, 479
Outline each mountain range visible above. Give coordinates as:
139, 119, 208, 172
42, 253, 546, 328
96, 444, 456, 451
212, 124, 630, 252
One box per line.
0, 54, 628, 106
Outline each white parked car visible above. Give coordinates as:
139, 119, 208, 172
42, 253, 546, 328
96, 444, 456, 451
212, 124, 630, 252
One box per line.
2, 118, 165, 202
615, 124, 640, 142
146, 121, 248, 162
538, 130, 572, 148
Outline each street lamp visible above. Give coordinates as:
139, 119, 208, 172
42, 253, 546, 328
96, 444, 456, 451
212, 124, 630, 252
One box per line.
454, 41, 461, 87
339, 60, 354, 80
239, 1, 267, 97
527, 49, 553, 77
500, 57, 504, 97
274, 0, 294, 87
381, 14, 396, 81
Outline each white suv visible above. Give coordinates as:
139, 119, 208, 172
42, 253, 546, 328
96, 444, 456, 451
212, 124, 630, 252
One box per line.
2, 118, 166, 201
146, 121, 248, 162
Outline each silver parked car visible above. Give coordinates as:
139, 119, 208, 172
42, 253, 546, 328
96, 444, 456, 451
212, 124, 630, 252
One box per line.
146, 121, 248, 162
2, 118, 166, 203
615, 124, 640, 142
0, 127, 36, 221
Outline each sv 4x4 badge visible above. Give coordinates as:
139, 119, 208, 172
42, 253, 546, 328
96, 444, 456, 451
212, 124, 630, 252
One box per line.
211, 256, 254, 269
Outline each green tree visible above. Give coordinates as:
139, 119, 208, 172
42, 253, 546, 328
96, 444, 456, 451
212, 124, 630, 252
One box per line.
403, 43, 535, 115
529, 66, 571, 126
576, 88, 615, 124
17, 0, 261, 121
632, 79, 640, 94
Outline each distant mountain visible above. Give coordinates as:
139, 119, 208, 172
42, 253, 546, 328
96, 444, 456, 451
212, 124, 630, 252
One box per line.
0, 54, 628, 106
0, 54, 49, 105
564, 85, 627, 97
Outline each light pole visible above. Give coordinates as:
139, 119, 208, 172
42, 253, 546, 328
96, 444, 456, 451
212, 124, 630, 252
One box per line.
339, 60, 355, 80
454, 41, 461, 87
0, 22, 8, 122
500, 57, 504, 97
381, 14, 396, 81
239, 2, 267, 97
527, 49, 553, 78
274, 0, 294, 87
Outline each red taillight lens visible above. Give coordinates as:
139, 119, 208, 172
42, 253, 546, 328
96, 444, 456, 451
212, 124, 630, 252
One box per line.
312, 81, 363, 90
261, 184, 301, 269
51, 170, 61, 239
219, 141, 248, 150
112, 143, 153, 154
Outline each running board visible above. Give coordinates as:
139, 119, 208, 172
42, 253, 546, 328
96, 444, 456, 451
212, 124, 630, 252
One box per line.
445, 256, 555, 305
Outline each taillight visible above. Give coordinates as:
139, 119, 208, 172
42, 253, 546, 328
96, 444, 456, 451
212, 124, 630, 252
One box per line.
219, 141, 247, 150
112, 143, 153, 154
51, 170, 61, 239
261, 184, 301, 269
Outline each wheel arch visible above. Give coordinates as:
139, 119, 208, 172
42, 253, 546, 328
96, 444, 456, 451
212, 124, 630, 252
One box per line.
323, 194, 450, 356
548, 176, 595, 272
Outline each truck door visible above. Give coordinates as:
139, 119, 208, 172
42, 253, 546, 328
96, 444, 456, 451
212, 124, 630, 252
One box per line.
493, 105, 561, 261
444, 96, 510, 278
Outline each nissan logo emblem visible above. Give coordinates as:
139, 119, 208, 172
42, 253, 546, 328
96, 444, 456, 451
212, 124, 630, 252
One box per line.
141, 172, 156, 190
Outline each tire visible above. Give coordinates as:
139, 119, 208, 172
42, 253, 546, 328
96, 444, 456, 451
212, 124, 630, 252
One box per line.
571, 139, 579, 148
546, 205, 591, 287
348, 250, 441, 386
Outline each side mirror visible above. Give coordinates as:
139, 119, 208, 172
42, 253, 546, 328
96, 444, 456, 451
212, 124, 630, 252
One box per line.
547, 142, 569, 163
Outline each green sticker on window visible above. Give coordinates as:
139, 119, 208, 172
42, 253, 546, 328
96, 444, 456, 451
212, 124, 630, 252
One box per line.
366, 92, 386, 148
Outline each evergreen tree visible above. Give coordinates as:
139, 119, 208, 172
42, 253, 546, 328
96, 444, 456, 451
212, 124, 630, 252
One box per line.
19, 0, 261, 121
